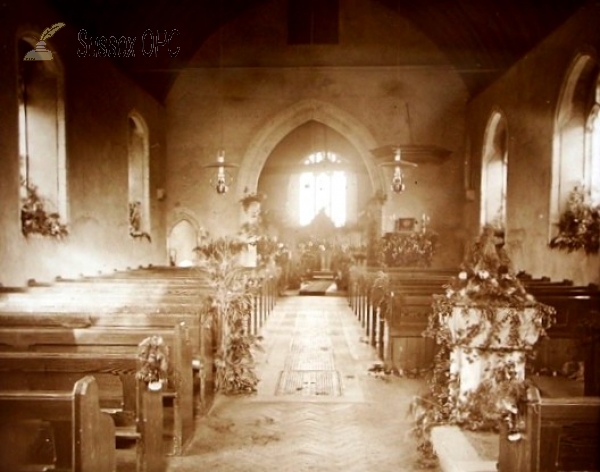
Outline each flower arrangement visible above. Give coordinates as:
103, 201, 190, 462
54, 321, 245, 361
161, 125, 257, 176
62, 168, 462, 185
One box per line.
381, 230, 438, 267
136, 335, 169, 388
21, 181, 68, 239
549, 185, 600, 254
239, 191, 266, 212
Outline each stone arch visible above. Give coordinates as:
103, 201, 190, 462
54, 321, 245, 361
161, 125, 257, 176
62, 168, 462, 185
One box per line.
167, 208, 202, 266
236, 99, 383, 197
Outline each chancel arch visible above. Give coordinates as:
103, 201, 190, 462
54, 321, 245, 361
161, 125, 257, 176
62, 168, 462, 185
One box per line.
235, 99, 383, 199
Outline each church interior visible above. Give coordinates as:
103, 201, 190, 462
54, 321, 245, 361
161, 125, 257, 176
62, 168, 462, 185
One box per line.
1, 0, 600, 471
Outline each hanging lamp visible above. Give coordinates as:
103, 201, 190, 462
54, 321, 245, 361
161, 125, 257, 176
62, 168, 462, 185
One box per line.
203, 150, 239, 194
373, 104, 451, 193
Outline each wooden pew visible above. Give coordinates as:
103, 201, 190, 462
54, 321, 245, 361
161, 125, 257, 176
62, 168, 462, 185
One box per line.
0, 351, 164, 471
498, 386, 600, 472
383, 292, 436, 372
530, 293, 600, 395
0, 322, 192, 459
0, 376, 116, 472
0, 266, 277, 410
350, 268, 600, 384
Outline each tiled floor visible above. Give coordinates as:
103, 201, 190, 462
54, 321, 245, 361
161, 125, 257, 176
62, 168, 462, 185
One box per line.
165, 295, 439, 472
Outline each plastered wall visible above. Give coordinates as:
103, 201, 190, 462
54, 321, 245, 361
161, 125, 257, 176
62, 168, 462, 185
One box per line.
466, 1, 600, 284
0, 1, 167, 286
166, 0, 468, 269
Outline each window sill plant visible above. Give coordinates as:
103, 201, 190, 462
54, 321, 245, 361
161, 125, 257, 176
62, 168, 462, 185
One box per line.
129, 201, 152, 242
549, 185, 600, 254
21, 182, 68, 239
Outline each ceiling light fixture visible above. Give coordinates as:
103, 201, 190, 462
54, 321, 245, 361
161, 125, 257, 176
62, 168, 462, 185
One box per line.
373, 104, 451, 193
378, 147, 418, 193
203, 149, 239, 194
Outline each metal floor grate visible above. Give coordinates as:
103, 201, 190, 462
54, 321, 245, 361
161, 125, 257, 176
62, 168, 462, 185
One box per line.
275, 370, 342, 397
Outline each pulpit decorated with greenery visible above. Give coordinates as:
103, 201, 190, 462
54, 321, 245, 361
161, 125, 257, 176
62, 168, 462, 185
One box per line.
413, 226, 556, 461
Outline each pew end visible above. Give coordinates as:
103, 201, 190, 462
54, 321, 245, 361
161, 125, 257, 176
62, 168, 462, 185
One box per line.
0, 376, 116, 472
498, 386, 600, 472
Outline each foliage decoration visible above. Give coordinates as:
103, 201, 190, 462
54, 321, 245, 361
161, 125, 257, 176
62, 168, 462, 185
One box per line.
239, 191, 266, 212
549, 186, 600, 254
412, 225, 556, 464
136, 335, 170, 386
198, 238, 264, 395
381, 230, 438, 267
129, 201, 151, 242
21, 181, 68, 239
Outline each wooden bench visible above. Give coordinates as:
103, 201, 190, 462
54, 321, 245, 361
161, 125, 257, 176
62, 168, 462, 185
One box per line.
349, 268, 600, 380
498, 386, 600, 471
0, 351, 164, 470
383, 292, 436, 372
0, 322, 192, 459
0, 376, 117, 472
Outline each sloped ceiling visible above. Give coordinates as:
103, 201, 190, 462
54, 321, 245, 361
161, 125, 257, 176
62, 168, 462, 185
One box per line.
49, 0, 586, 102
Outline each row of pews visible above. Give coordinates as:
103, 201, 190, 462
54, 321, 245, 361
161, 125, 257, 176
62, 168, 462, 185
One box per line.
0, 265, 278, 472
348, 267, 600, 472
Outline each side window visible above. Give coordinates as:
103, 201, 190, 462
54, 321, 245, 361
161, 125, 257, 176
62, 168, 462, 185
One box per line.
586, 79, 600, 204
18, 36, 67, 230
128, 112, 151, 239
552, 53, 598, 222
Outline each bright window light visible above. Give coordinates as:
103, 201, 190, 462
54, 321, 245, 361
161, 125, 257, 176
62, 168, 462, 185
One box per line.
299, 152, 346, 227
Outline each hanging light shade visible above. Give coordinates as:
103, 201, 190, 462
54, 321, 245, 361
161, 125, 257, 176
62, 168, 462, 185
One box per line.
373, 145, 452, 193
376, 147, 419, 193
203, 150, 239, 195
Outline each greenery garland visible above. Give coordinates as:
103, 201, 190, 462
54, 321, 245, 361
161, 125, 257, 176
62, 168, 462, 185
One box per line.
411, 225, 556, 464
198, 238, 264, 395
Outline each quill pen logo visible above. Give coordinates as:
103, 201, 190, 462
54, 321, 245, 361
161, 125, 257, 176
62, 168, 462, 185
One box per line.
23, 22, 66, 61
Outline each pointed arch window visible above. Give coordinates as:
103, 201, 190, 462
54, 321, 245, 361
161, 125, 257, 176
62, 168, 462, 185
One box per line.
128, 112, 151, 239
552, 53, 599, 222
18, 36, 67, 230
480, 111, 508, 229
585, 78, 600, 204
299, 151, 347, 227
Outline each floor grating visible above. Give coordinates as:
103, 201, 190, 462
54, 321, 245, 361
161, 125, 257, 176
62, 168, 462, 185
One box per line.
275, 370, 342, 397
